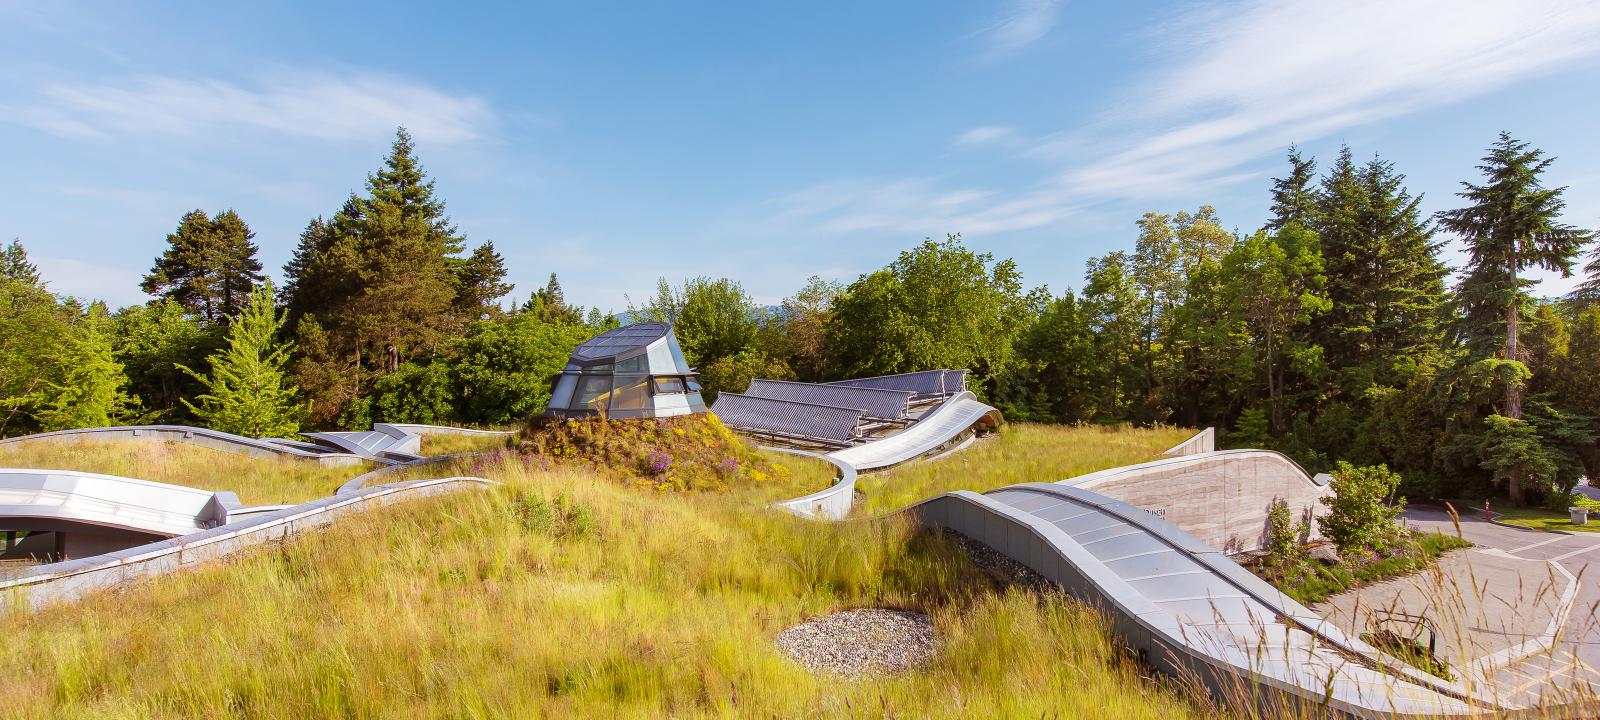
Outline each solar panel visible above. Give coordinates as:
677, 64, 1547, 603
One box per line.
745, 379, 913, 419
824, 369, 957, 396
711, 393, 864, 442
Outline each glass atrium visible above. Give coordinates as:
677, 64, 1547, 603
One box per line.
545, 322, 707, 419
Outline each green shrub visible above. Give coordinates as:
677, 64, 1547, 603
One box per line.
1318, 462, 1406, 556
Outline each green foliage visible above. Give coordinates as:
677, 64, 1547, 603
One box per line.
997, 291, 1097, 423
1476, 414, 1558, 500
762, 276, 841, 382
37, 303, 141, 431
698, 349, 793, 402
1263, 498, 1308, 573
1271, 532, 1471, 606
141, 209, 264, 324
830, 234, 1037, 395
0, 239, 40, 284
280, 128, 514, 422
179, 282, 304, 438
370, 363, 455, 425
112, 300, 220, 422
1318, 462, 1406, 555
454, 313, 597, 425
673, 276, 761, 366
0, 268, 72, 435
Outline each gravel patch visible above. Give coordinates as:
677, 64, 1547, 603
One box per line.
944, 530, 1055, 592
776, 608, 935, 677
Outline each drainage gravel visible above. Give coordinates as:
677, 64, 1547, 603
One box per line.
776, 608, 936, 677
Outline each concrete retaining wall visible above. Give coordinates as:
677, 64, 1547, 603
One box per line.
1062, 449, 1331, 553
1163, 427, 1215, 456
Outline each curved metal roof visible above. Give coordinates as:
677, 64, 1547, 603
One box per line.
569, 322, 670, 362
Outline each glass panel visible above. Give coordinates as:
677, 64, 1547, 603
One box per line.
610, 376, 650, 411
647, 343, 674, 374
580, 362, 614, 374
550, 374, 578, 409
669, 338, 689, 371
575, 375, 612, 411
615, 355, 647, 373
653, 377, 686, 394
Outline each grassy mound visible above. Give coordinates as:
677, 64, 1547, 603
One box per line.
517, 413, 805, 494
0, 456, 1209, 718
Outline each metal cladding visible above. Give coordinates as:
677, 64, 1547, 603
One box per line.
824, 369, 966, 396
0, 469, 239, 539
546, 322, 706, 420
711, 393, 864, 443
745, 379, 913, 420
921, 485, 1483, 718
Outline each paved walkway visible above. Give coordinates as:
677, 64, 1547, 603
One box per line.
1405, 505, 1600, 707
1313, 548, 1571, 684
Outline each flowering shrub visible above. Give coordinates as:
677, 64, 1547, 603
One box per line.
645, 450, 673, 475
515, 413, 790, 493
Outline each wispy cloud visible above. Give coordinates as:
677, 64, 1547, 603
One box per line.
975, 0, 1064, 55
776, 0, 1600, 237
34, 256, 150, 306
954, 125, 1018, 147
10, 69, 495, 145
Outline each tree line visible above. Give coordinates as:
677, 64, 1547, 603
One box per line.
2, 129, 1595, 506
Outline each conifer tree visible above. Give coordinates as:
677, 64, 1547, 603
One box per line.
452, 240, 514, 319
37, 303, 140, 431
1440, 133, 1592, 502
1, 239, 40, 285
142, 209, 263, 323
1267, 146, 1317, 230
180, 281, 303, 438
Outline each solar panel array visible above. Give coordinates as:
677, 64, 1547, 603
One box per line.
825, 369, 965, 396
745, 379, 913, 420
569, 322, 670, 362
711, 393, 864, 442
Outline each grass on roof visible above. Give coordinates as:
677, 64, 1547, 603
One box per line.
854, 423, 1195, 515
0, 454, 1213, 719
0, 439, 367, 505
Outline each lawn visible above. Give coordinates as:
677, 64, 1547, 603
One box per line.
0, 439, 368, 505
854, 423, 1196, 515
1492, 507, 1600, 534
0, 454, 1214, 719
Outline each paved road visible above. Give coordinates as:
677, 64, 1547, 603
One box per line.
1405, 504, 1600, 707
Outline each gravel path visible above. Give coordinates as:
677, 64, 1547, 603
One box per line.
776, 608, 935, 677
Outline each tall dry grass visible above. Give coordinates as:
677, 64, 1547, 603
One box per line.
0, 455, 1211, 719
855, 423, 1194, 514
0, 439, 366, 505
416, 432, 516, 457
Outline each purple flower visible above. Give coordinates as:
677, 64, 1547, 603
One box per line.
717, 458, 739, 475
646, 451, 673, 475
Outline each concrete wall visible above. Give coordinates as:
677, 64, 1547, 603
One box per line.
1162, 427, 1215, 456
771, 451, 857, 520
1062, 450, 1331, 554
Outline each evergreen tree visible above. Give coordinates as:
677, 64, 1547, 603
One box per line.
0, 270, 71, 435
1221, 226, 1329, 433
37, 303, 140, 431
180, 281, 303, 438
452, 240, 514, 319
1, 239, 40, 285
1439, 133, 1592, 502
1267, 146, 1317, 230
142, 209, 263, 323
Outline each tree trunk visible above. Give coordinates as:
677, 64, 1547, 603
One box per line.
1506, 272, 1525, 505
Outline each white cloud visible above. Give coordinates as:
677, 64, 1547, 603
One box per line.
975, 0, 1064, 55
11, 69, 494, 145
955, 125, 1018, 146
774, 0, 1600, 237
34, 256, 151, 307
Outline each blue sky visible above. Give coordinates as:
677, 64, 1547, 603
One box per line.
4, 1, 1600, 312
